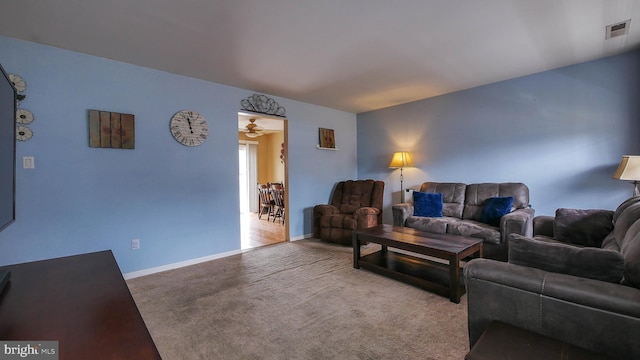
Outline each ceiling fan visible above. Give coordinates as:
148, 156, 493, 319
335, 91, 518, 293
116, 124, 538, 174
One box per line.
242, 118, 264, 138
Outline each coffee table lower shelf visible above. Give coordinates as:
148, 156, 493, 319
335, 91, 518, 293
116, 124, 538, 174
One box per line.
357, 250, 464, 300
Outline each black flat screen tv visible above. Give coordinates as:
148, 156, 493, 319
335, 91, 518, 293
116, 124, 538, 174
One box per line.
0, 62, 16, 232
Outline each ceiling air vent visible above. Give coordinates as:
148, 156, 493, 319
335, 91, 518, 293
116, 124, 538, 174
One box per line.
606, 19, 631, 39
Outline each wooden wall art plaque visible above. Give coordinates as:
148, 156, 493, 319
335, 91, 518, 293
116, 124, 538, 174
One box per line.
319, 128, 335, 149
89, 110, 135, 149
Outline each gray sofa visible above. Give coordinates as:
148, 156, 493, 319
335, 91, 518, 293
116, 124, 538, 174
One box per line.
464, 195, 640, 359
392, 182, 534, 261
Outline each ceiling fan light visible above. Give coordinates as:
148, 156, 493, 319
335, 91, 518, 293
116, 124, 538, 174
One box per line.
245, 132, 260, 138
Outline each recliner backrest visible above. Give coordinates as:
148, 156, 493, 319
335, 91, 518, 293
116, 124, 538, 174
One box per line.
330, 180, 384, 215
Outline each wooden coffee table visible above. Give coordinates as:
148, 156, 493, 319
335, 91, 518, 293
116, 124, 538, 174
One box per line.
353, 224, 483, 303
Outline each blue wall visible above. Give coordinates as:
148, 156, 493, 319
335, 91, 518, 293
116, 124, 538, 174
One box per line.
358, 50, 640, 222
0, 36, 358, 273
3, 35, 640, 274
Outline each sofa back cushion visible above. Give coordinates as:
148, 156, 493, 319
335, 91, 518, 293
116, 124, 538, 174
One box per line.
509, 234, 625, 284
419, 182, 466, 218
463, 183, 530, 221
621, 219, 640, 288
608, 196, 640, 288
330, 179, 384, 214
612, 197, 640, 247
552, 208, 614, 247
612, 195, 640, 224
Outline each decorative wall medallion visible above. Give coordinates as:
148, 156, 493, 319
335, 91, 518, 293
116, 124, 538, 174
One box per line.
16, 126, 33, 141
240, 94, 286, 117
88, 109, 135, 149
10, 74, 32, 140
16, 109, 34, 124
170, 110, 208, 147
8, 74, 26, 103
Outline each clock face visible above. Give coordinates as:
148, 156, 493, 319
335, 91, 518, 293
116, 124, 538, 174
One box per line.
170, 110, 208, 147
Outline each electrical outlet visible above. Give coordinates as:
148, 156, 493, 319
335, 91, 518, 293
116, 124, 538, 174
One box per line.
23, 156, 34, 169
131, 239, 140, 250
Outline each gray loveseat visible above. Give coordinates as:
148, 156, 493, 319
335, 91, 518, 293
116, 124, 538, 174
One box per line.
464, 196, 640, 359
392, 182, 534, 261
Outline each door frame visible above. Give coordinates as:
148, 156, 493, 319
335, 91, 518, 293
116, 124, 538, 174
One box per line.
238, 112, 289, 241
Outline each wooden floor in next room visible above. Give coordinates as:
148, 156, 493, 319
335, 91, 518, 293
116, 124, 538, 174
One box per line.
240, 212, 286, 250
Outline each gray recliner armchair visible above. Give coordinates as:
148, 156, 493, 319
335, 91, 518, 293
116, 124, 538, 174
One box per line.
464, 196, 640, 359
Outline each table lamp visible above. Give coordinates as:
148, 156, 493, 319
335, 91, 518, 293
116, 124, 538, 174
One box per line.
389, 151, 415, 202
613, 155, 640, 196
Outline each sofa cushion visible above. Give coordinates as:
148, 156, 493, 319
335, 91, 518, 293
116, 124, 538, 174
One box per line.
508, 234, 625, 284
338, 204, 358, 215
405, 215, 450, 234
319, 214, 357, 230
553, 208, 613, 247
447, 220, 501, 244
419, 182, 466, 218
612, 195, 640, 225
480, 196, 514, 227
463, 183, 528, 221
613, 200, 640, 248
620, 219, 640, 288
413, 192, 443, 217
601, 232, 619, 252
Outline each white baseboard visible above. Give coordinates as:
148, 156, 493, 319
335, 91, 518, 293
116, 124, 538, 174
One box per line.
290, 233, 314, 241
124, 235, 316, 279
123, 249, 242, 280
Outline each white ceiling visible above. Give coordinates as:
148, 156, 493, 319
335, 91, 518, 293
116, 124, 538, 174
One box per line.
1, 0, 639, 113
238, 112, 284, 133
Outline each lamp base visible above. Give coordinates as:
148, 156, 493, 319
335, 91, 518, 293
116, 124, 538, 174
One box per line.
399, 167, 405, 203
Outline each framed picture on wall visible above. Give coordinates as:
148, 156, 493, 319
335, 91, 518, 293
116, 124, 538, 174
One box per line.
319, 128, 335, 149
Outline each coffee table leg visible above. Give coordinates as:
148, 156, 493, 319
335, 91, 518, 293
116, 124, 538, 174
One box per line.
352, 233, 360, 269
449, 255, 460, 303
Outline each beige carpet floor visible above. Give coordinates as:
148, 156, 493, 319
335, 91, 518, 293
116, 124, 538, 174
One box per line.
127, 239, 469, 360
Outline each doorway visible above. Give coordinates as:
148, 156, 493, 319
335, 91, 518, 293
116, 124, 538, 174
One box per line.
238, 113, 288, 249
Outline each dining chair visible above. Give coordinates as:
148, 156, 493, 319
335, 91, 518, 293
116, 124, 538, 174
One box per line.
257, 184, 275, 220
270, 188, 285, 224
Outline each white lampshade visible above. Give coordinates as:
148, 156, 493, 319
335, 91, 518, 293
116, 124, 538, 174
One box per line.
613, 156, 640, 180
613, 155, 640, 196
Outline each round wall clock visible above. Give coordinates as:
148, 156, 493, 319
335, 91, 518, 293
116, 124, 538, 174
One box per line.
170, 110, 209, 147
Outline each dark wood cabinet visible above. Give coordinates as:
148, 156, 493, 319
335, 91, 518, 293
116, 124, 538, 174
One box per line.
0, 250, 161, 359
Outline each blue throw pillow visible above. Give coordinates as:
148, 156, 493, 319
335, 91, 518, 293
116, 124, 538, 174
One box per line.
413, 192, 443, 217
480, 196, 514, 227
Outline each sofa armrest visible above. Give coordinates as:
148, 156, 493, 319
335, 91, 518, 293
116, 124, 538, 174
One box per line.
499, 207, 534, 244
392, 203, 413, 226
313, 204, 339, 238
313, 204, 339, 217
464, 258, 640, 359
533, 215, 554, 237
354, 207, 381, 228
